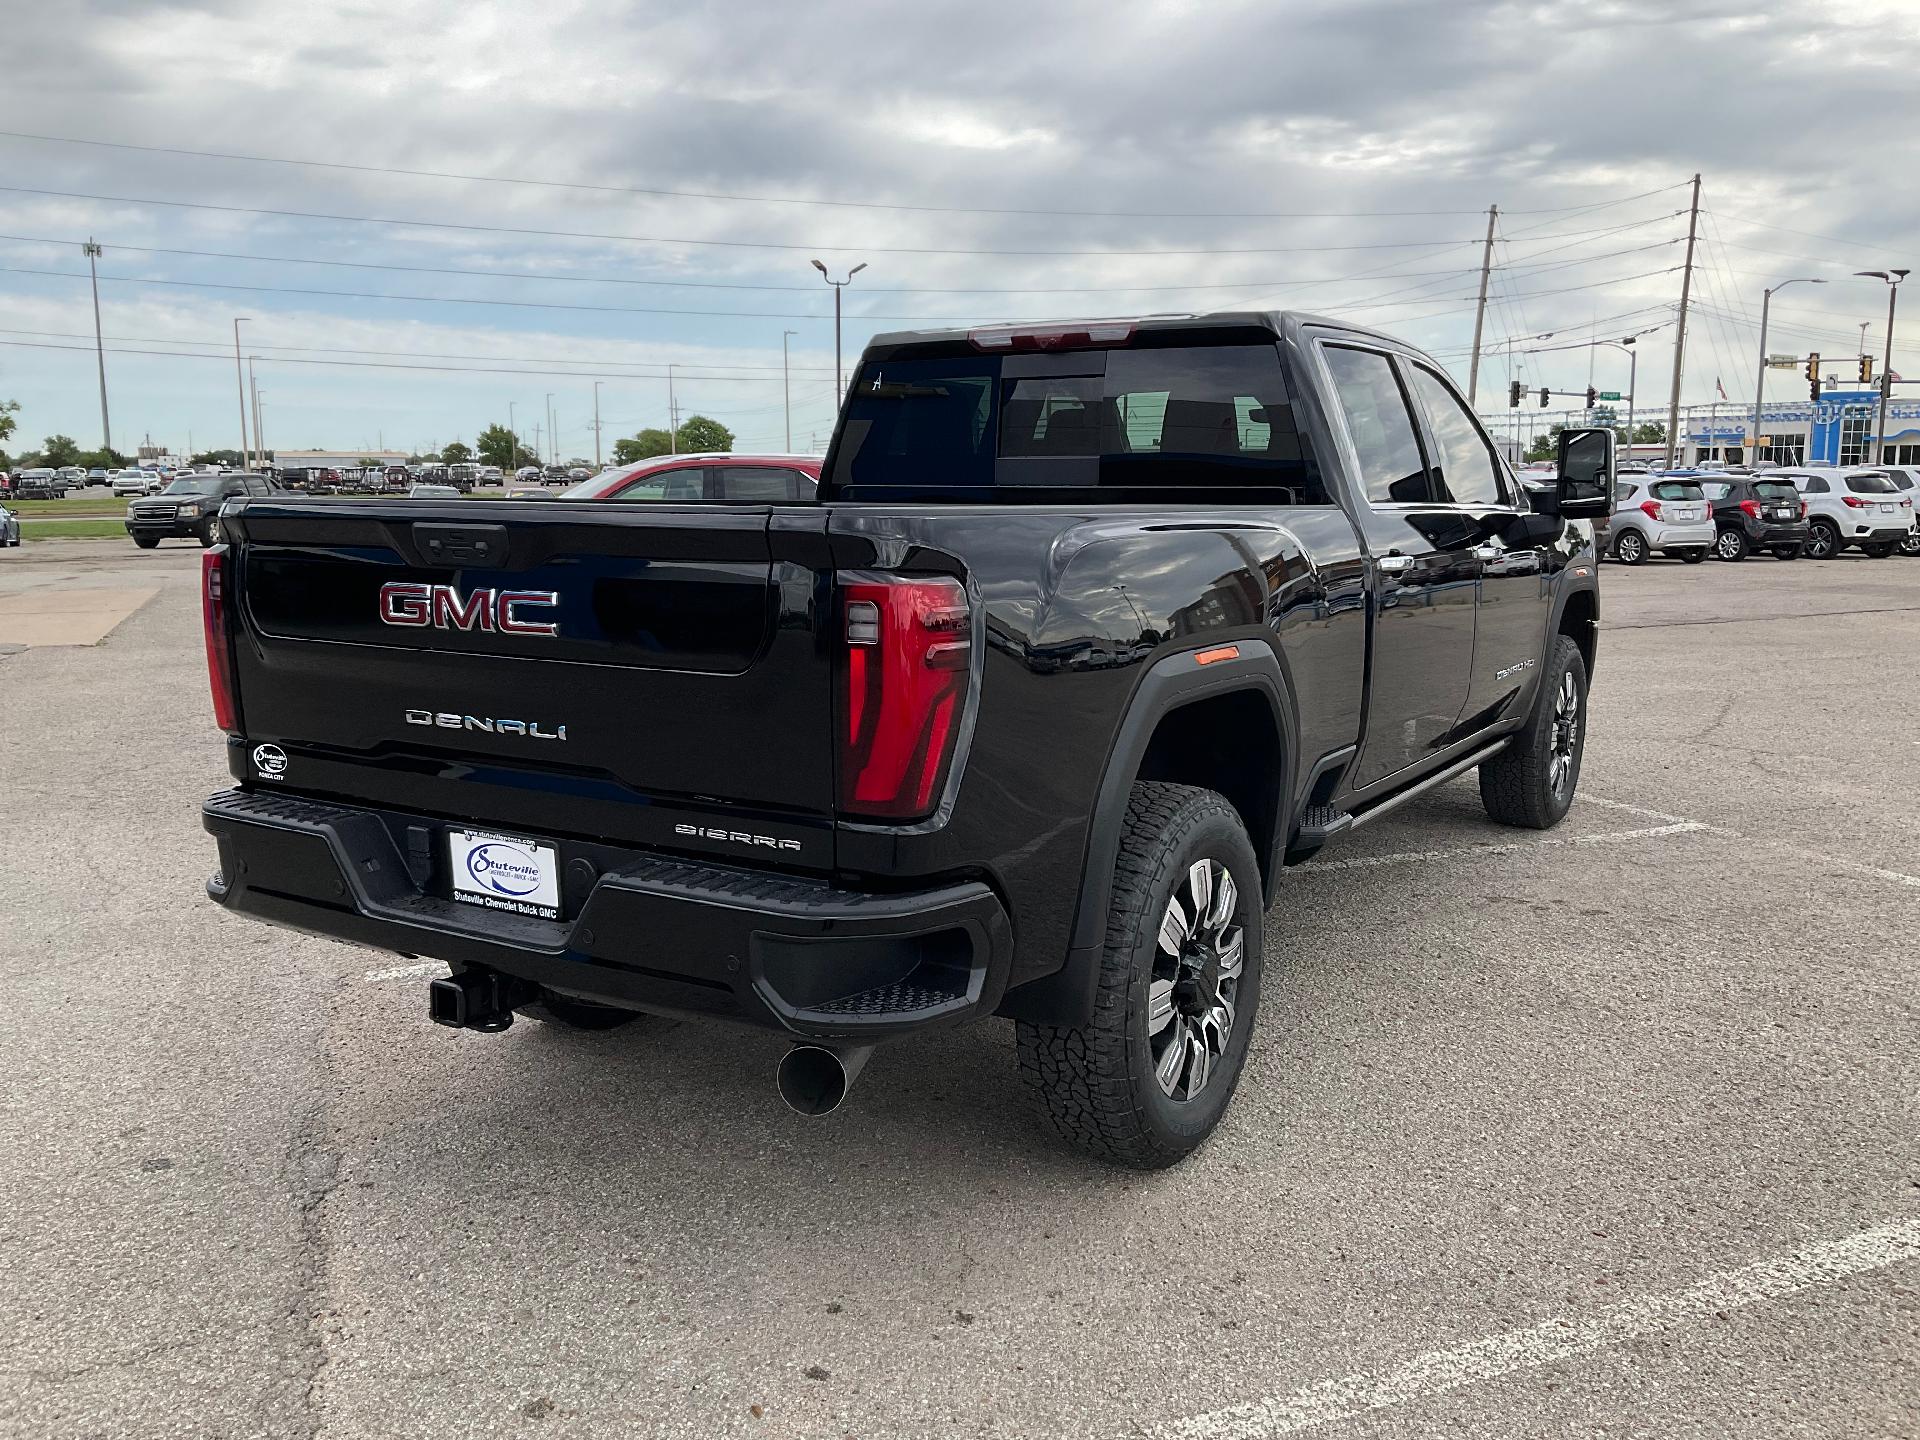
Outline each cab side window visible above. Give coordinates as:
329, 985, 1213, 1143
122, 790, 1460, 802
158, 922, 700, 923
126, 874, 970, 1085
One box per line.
1322, 346, 1428, 504
611, 467, 707, 502
713, 466, 804, 501
1406, 365, 1504, 506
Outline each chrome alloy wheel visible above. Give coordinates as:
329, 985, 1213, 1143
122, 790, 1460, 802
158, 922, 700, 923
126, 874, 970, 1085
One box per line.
1148, 858, 1244, 1102
1548, 669, 1581, 796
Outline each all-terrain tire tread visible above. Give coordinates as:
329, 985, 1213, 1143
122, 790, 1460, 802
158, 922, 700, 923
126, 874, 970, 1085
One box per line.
1478, 635, 1585, 830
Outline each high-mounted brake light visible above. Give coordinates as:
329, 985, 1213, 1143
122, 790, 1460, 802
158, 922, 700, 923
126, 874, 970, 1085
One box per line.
202, 546, 240, 733
838, 573, 972, 820
967, 321, 1136, 353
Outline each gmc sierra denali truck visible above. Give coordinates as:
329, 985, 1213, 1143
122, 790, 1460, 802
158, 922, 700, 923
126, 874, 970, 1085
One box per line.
199, 311, 1611, 1168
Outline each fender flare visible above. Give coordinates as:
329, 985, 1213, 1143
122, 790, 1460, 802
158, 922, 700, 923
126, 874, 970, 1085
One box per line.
998, 641, 1297, 1028
1545, 568, 1600, 684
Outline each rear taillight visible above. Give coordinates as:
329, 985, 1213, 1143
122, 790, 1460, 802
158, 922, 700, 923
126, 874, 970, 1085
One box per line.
1801, 501, 1810, 518
1639, 500, 1663, 521
1738, 499, 1762, 521
202, 546, 239, 733
838, 573, 972, 820
1843, 495, 1869, 509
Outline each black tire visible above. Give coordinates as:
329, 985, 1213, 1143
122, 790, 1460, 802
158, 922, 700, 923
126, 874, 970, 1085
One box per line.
1806, 519, 1841, 559
1771, 546, 1802, 560
132, 536, 159, 549
1016, 782, 1263, 1170
1479, 635, 1588, 830
1678, 547, 1708, 564
1900, 530, 1920, 557
197, 519, 220, 548
518, 991, 647, 1030
1713, 528, 1748, 562
1861, 542, 1897, 558
1613, 529, 1649, 565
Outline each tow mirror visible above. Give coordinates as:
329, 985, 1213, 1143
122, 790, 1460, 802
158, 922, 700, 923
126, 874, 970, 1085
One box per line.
1551, 428, 1614, 518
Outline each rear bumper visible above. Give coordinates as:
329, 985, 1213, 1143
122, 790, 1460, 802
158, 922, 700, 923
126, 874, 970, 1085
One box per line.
202, 788, 1012, 1041
1737, 520, 1810, 545
1649, 522, 1715, 548
1847, 523, 1911, 543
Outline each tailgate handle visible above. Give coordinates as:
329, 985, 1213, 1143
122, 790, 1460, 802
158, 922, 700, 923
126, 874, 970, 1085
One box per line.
412, 523, 509, 569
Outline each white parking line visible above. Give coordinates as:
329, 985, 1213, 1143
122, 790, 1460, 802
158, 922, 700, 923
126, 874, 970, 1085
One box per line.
1584, 794, 1920, 890
1153, 1215, 1920, 1439
362, 961, 449, 984
1300, 822, 1704, 874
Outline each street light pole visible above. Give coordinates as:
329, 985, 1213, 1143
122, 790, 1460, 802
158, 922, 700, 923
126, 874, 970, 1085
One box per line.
668, 365, 678, 453
248, 357, 264, 468
84, 239, 112, 456
232, 318, 252, 468
782, 329, 798, 452
545, 392, 555, 466
1855, 269, 1910, 464
810, 260, 866, 404
1752, 278, 1825, 467
508, 401, 516, 471
592, 380, 603, 468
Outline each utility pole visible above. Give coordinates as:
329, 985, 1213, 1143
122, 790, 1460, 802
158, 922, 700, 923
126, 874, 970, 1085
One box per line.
508, 401, 516, 470
1663, 173, 1702, 469
232, 318, 252, 469
592, 381, 603, 468
1466, 204, 1498, 405
84, 239, 113, 455
782, 329, 798, 451
545, 393, 555, 465
668, 364, 679, 453
248, 357, 264, 469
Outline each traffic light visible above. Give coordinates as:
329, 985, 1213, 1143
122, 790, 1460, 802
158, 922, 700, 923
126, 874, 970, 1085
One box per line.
1859, 354, 1875, 384
1538, 387, 1550, 408
1806, 352, 1821, 402
1585, 386, 1598, 408
1508, 380, 1523, 408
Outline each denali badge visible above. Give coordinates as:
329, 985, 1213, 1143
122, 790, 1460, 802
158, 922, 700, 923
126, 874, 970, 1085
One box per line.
1495, 657, 1537, 681
675, 822, 802, 853
405, 710, 566, 740
378, 581, 560, 636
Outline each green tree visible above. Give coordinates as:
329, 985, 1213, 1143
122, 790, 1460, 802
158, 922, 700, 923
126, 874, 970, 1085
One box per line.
0, 399, 19, 447
674, 415, 734, 454
41, 434, 82, 467
1524, 422, 1566, 463
1629, 421, 1666, 444
441, 440, 473, 465
79, 447, 127, 470
475, 424, 524, 470
612, 428, 674, 465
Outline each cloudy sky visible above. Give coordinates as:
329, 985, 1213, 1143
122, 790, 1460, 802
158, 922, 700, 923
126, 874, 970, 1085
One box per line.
3, 0, 1916, 462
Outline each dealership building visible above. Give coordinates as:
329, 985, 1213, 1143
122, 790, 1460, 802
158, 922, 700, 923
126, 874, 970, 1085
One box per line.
1676, 388, 1920, 467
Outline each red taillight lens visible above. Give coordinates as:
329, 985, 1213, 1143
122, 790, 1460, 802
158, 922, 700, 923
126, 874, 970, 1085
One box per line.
202, 546, 239, 732
838, 573, 972, 820
1801, 501, 1810, 518
1738, 499, 1762, 521
967, 321, 1136, 352
1639, 499, 1663, 521
1843, 495, 1868, 508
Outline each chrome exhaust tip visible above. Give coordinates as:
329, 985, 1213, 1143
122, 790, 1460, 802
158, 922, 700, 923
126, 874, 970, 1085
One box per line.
776, 1043, 873, 1116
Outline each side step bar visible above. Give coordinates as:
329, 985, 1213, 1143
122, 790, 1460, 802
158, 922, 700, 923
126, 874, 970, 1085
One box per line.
1288, 737, 1513, 861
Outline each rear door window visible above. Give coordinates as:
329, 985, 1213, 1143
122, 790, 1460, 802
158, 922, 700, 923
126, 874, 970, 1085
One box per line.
1322, 346, 1429, 505
610, 467, 707, 502
712, 465, 805, 501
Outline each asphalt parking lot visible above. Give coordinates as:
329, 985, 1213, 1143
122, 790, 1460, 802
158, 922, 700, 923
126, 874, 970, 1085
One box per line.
1, 540, 1915, 1439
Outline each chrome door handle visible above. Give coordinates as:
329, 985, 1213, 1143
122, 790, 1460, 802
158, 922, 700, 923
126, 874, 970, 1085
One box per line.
1376, 553, 1414, 575
1472, 545, 1501, 561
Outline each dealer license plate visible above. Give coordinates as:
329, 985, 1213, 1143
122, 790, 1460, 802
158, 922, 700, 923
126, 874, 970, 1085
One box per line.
448, 828, 561, 920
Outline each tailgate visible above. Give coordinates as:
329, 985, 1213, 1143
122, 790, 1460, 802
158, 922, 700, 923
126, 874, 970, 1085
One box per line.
226, 500, 836, 862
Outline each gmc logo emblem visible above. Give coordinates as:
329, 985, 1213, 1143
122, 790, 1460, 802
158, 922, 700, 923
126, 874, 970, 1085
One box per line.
378, 582, 561, 636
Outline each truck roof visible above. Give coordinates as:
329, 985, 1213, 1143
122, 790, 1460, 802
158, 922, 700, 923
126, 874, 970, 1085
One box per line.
861, 309, 1425, 361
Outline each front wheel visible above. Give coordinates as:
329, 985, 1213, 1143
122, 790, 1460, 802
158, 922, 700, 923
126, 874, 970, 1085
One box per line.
198, 518, 222, 547
1714, 529, 1749, 561
132, 536, 159, 549
1899, 530, 1920, 557
1806, 519, 1841, 559
1479, 635, 1588, 830
1613, 529, 1648, 565
1861, 542, 1897, 558
1016, 782, 1263, 1170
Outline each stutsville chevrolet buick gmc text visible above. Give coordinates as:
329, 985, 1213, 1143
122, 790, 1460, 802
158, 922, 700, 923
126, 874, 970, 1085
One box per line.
198, 312, 1610, 1168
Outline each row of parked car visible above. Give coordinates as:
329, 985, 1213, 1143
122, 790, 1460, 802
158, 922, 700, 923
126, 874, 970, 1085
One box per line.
1593, 463, 1918, 564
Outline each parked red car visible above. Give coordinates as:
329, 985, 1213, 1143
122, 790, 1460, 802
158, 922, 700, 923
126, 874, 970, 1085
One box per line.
559, 452, 822, 503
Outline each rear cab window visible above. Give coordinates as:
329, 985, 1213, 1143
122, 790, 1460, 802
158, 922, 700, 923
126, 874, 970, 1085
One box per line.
825, 325, 1325, 503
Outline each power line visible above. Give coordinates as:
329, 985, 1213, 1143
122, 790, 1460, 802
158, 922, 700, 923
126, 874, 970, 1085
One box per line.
0, 184, 1480, 258
0, 129, 1674, 223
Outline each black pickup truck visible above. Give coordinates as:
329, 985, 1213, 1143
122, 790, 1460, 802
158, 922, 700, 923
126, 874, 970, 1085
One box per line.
199, 312, 1610, 1168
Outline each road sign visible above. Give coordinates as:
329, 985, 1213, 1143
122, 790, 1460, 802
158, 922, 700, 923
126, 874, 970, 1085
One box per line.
1767, 354, 1802, 369
1597, 391, 1622, 402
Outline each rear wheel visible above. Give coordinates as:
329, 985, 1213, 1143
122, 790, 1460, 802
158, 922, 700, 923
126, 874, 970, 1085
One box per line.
1900, 530, 1920, 556
1714, 529, 1749, 561
1862, 541, 1897, 558
1771, 545, 1803, 560
1613, 529, 1649, 565
518, 992, 648, 1030
1016, 782, 1263, 1170
1806, 519, 1841, 559
1479, 635, 1587, 830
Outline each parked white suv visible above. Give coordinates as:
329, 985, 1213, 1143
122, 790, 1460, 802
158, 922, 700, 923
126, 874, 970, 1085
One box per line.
110, 468, 161, 497
1771, 467, 1915, 559
1608, 476, 1714, 564
1878, 466, 1920, 555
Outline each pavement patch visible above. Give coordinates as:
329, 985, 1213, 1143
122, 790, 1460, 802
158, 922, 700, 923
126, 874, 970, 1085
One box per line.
0, 584, 161, 647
